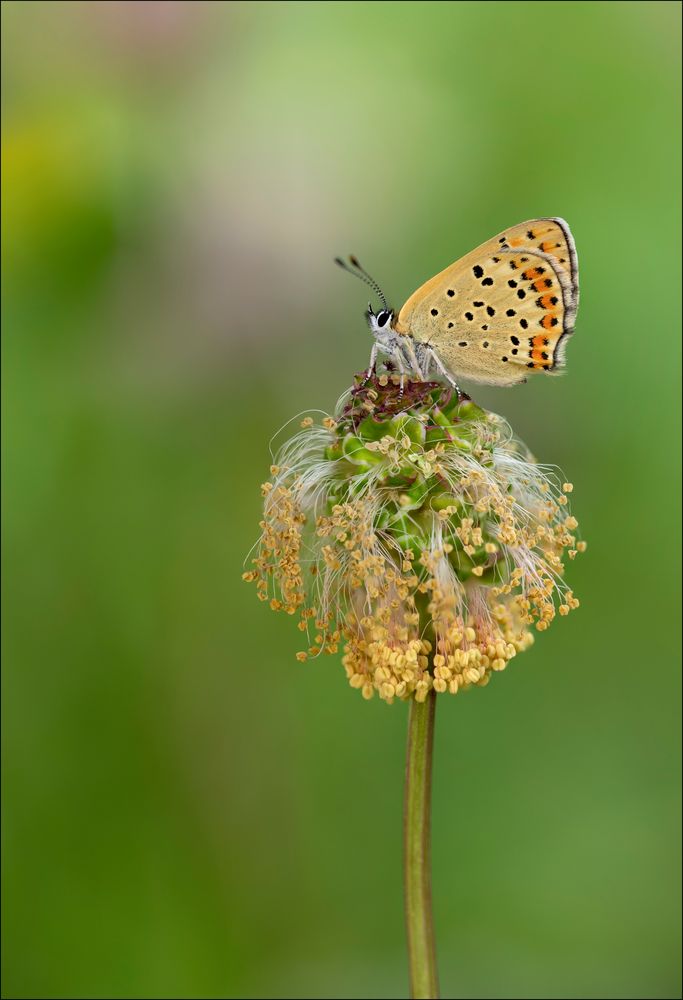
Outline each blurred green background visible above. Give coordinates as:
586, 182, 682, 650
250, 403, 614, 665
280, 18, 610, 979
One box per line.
2, 2, 681, 998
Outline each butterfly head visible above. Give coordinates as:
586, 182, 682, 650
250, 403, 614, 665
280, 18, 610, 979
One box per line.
366, 304, 395, 337
335, 255, 395, 338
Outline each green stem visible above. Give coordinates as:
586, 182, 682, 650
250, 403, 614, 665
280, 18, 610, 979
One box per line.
404, 689, 439, 999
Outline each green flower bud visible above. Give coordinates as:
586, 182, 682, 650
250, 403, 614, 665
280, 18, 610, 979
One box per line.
245, 373, 583, 704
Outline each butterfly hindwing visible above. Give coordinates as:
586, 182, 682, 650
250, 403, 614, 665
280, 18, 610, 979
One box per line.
393, 218, 578, 387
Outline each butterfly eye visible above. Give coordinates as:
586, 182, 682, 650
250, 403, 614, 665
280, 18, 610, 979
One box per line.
377, 310, 391, 328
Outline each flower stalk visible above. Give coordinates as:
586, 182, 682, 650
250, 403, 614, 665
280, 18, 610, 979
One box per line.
404, 688, 439, 999
244, 369, 585, 999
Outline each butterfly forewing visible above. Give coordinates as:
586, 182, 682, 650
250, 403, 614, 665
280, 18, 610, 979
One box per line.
394, 218, 578, 387
494, 218, 578, 303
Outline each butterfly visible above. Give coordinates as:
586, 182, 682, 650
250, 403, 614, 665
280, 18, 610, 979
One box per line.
336, 218, 579, 390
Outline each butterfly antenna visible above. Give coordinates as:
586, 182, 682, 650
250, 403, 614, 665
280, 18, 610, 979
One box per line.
334, 255, 388, 310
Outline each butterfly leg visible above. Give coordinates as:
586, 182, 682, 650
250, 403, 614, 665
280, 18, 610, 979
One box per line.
363, 342, 378, 383
416, 344, 434, 379
403, 338, 425, 380
391, 347, 408, 398
425, 347, 464, 399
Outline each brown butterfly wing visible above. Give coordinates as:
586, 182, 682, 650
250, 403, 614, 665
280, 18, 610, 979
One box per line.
494, 218, 578, 306
394, 219, 578, 387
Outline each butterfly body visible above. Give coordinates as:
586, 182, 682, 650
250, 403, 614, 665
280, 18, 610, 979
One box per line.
363, 218, 579, 389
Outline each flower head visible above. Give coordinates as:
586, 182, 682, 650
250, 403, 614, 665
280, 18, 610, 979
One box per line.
244, 373, 584, 704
